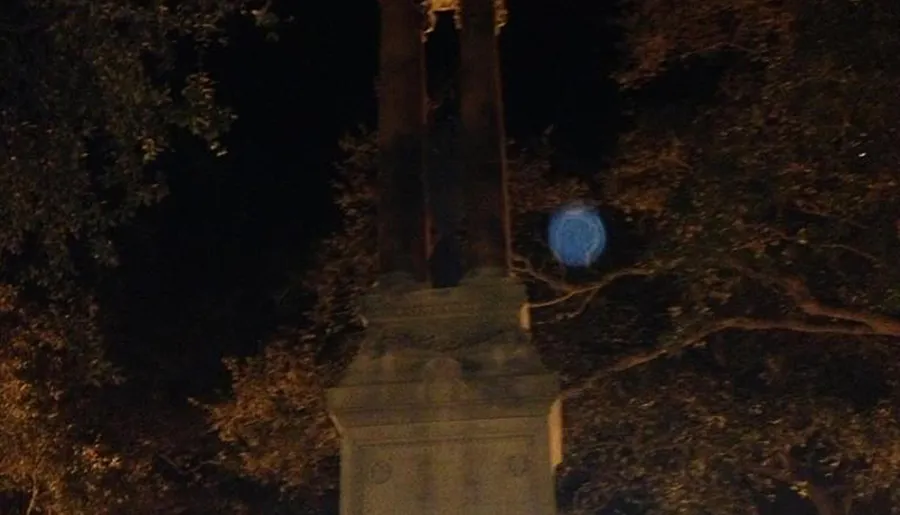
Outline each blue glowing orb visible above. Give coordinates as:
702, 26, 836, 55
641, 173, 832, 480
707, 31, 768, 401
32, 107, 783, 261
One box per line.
548, 204, 607, 267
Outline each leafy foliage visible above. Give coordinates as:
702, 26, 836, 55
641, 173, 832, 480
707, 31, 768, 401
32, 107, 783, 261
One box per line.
0, 0, 245, 284
214, 1, 900, 514
562, 340, 900, 515
604, 0, 900, 344
208, 338, 338, 492
545, 0, 900, 513
0, 1, 270, 512
0, 285, 120, 513
0, 287, 242, 514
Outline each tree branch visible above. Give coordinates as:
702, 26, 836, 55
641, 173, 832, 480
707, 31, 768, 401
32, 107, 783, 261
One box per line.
536, 258, 900, 399
724, 262, 900, 335
563, 315, 882, 401
510, 253, 655, 312
26, 472, 39, 515
765, 227, 884, 268
789, 201, 868, 230
778, 276, 900, 336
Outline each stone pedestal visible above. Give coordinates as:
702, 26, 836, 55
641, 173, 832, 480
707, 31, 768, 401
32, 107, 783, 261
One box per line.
327, 277, 562, 515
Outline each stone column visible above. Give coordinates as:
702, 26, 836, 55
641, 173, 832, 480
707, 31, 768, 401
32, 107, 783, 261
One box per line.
459, 0, 511, 275
328, 4, 561, 515
376, 0, 429, 282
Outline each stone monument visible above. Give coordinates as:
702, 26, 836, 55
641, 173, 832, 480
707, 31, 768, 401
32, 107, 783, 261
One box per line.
326, 1, 562, 513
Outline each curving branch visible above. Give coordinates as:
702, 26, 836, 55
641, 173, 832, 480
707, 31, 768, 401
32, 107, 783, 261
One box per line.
510, 253, 655, 318
779, 276, 900, 335
564, 271, 900, 400
790, 200, 868, 230
761, 227, 884, 268
26, 472, 39, 515
518, 253, 900, 399
562, 314, 884, 400
726, 262, 900, 335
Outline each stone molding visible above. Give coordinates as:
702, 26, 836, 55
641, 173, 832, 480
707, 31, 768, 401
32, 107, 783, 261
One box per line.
328, 372, 558, 432
363, 277, 525, 326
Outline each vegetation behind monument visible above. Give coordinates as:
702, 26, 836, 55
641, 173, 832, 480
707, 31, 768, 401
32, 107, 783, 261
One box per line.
0, 0, 266, 512
0, 0, 898, 513
215, 1, 900, 514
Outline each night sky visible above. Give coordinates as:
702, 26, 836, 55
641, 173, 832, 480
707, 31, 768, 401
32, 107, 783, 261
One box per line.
105, 0, 620, 395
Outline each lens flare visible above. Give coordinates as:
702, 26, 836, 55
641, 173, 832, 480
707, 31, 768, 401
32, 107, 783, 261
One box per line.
548, 204, 607, 267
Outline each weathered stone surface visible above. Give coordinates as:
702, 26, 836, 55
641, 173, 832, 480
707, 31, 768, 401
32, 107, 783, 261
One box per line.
337, 0, 558, 510
327, 278, 561, 515
360, 276, 528, 354
341, 429, 550, 515
375, 0, 428, 280
459, 0, 510, 272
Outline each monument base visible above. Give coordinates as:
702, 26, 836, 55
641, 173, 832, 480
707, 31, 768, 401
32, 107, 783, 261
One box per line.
327, 278, 561, 515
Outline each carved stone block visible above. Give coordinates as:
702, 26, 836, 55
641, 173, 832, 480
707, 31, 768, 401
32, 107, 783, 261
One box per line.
328, 279, 560, 515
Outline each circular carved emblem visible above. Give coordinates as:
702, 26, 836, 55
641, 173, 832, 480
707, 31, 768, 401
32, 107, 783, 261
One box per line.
423, 357, 462, 381
507, 454, 529, 477
368, 461, 393, 485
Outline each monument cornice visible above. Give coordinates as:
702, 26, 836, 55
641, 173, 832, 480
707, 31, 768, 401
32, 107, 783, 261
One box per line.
363, 277, 526, 324
328, 372, 559, 430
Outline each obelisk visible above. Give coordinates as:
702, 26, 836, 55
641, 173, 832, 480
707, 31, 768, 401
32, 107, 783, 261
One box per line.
327, 1, 562, 513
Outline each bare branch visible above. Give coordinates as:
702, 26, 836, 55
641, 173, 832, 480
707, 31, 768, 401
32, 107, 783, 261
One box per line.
511, 253, 656, 312
789, 201, 868, 230
527, 267, 654, 309
560, 261, 900, 400
518, 252, 900, 401
563, 315, 882, 401
26, 473, 39, 515
724, 262, 900, 334
554, 287, 601, 323
819, 243, 883, 267
765, 227, 884, 268
779, 276, 900, 335
509, 254, 575, 296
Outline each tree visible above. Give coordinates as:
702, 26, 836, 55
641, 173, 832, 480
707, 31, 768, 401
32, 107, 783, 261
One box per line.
0, 1, 268, 512
602, 0, 900, 353
0, 285, 120, 514
0, 286, 248, 514
0, 0, 247, 284
536, 0, 900, 512
213, 1, 900, 513
557, 339, 900, 515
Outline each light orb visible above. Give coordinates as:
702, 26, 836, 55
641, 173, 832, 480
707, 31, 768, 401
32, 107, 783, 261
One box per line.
548, 204, 607, 267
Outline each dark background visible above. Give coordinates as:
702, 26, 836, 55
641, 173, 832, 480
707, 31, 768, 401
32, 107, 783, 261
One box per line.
104, 0, 620, 397
88, 3, 844, 514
